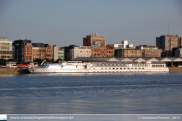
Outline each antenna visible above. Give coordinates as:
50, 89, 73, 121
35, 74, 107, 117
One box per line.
168, 25, 169, 35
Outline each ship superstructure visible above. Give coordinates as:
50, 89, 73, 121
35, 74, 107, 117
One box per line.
28, 61, 169, 73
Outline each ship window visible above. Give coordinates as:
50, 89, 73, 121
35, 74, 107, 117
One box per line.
113, 68, 115, 69
105, 68, 107, 69
116, 68, 118, 69
142, 68, 144, 69
135, 68, 137, 69
128, 68, 130, 69
101, 68, 103, 69
120, 68, 122, 69
131, 68, 133, 69
124, 68, 126, 69
109, 68, 111, 69
138, 68, 141, 69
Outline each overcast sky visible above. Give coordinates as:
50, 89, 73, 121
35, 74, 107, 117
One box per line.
0, 0, 182, 47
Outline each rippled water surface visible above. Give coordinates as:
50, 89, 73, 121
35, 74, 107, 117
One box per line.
0, 73, 182, 114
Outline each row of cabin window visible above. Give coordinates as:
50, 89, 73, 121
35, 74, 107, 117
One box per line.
132, 64, 148, 67
37, 65, 49, 68
152, 65, 164, 67
94, 68, 145, 70
94, 64, 128, 67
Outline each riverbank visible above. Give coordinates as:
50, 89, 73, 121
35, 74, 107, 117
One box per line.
0, 68, 30, 74
169, 67, 182, 72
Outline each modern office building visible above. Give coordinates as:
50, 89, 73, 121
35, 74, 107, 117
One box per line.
0, 37, 13, 60
52, 45, 65, 61
108, 40, 134, 49
64, 45, 77, 61
70, 46, 91, 60
83, 33, 106, 47
174, 48, 182, 57
13, 39, 32, 62
58, 47, 64, 61
156, 35, 181, 51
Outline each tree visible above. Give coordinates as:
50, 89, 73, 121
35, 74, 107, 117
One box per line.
55, 58, 62, 63
0, 58, 17, 65
7, 59, 16, 62
0, 59, 6, 65
44, 58, 52, 62
34, 58, 42, 64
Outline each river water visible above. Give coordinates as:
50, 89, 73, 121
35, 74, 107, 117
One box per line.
0, 72, 182, 114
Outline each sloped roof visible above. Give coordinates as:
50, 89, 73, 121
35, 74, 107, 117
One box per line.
120, 58, 133, 62
160, 57, 172, 62
134, 58, 146, 62
72, 57, 182, 62
32, 43, 45, 47
172, 57, 182, 62
107, 58, 119, 62
145, 57, 159, 62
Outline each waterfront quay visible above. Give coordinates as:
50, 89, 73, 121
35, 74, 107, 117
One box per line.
0, 67, 29, 74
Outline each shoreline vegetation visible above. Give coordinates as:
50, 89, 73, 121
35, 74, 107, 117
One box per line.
0, 67, 182, 74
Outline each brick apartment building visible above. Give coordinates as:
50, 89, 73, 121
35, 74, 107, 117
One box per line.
136, 45, 162, 57
83, 33, 106, 47
83, 33, 114, 57
156, 35, 181, 51
32, 43, 52, 61
91, 46, 114, 57
115, 49, 142, 58
13, 39, 33, 62
13, 40, 52, 62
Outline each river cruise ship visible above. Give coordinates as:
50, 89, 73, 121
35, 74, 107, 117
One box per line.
28, 61, 169, 73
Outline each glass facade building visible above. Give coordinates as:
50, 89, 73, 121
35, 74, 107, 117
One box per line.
53, 45, 65, 61
58, 47, 64, 61
0, 37, 13, 59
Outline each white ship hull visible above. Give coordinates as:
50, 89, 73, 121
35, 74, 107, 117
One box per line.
28, 62, 169, 73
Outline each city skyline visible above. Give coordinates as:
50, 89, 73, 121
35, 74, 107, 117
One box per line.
0, 0, 182, 47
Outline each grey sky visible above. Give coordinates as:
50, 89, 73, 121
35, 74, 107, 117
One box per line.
0, 0, 182, 47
